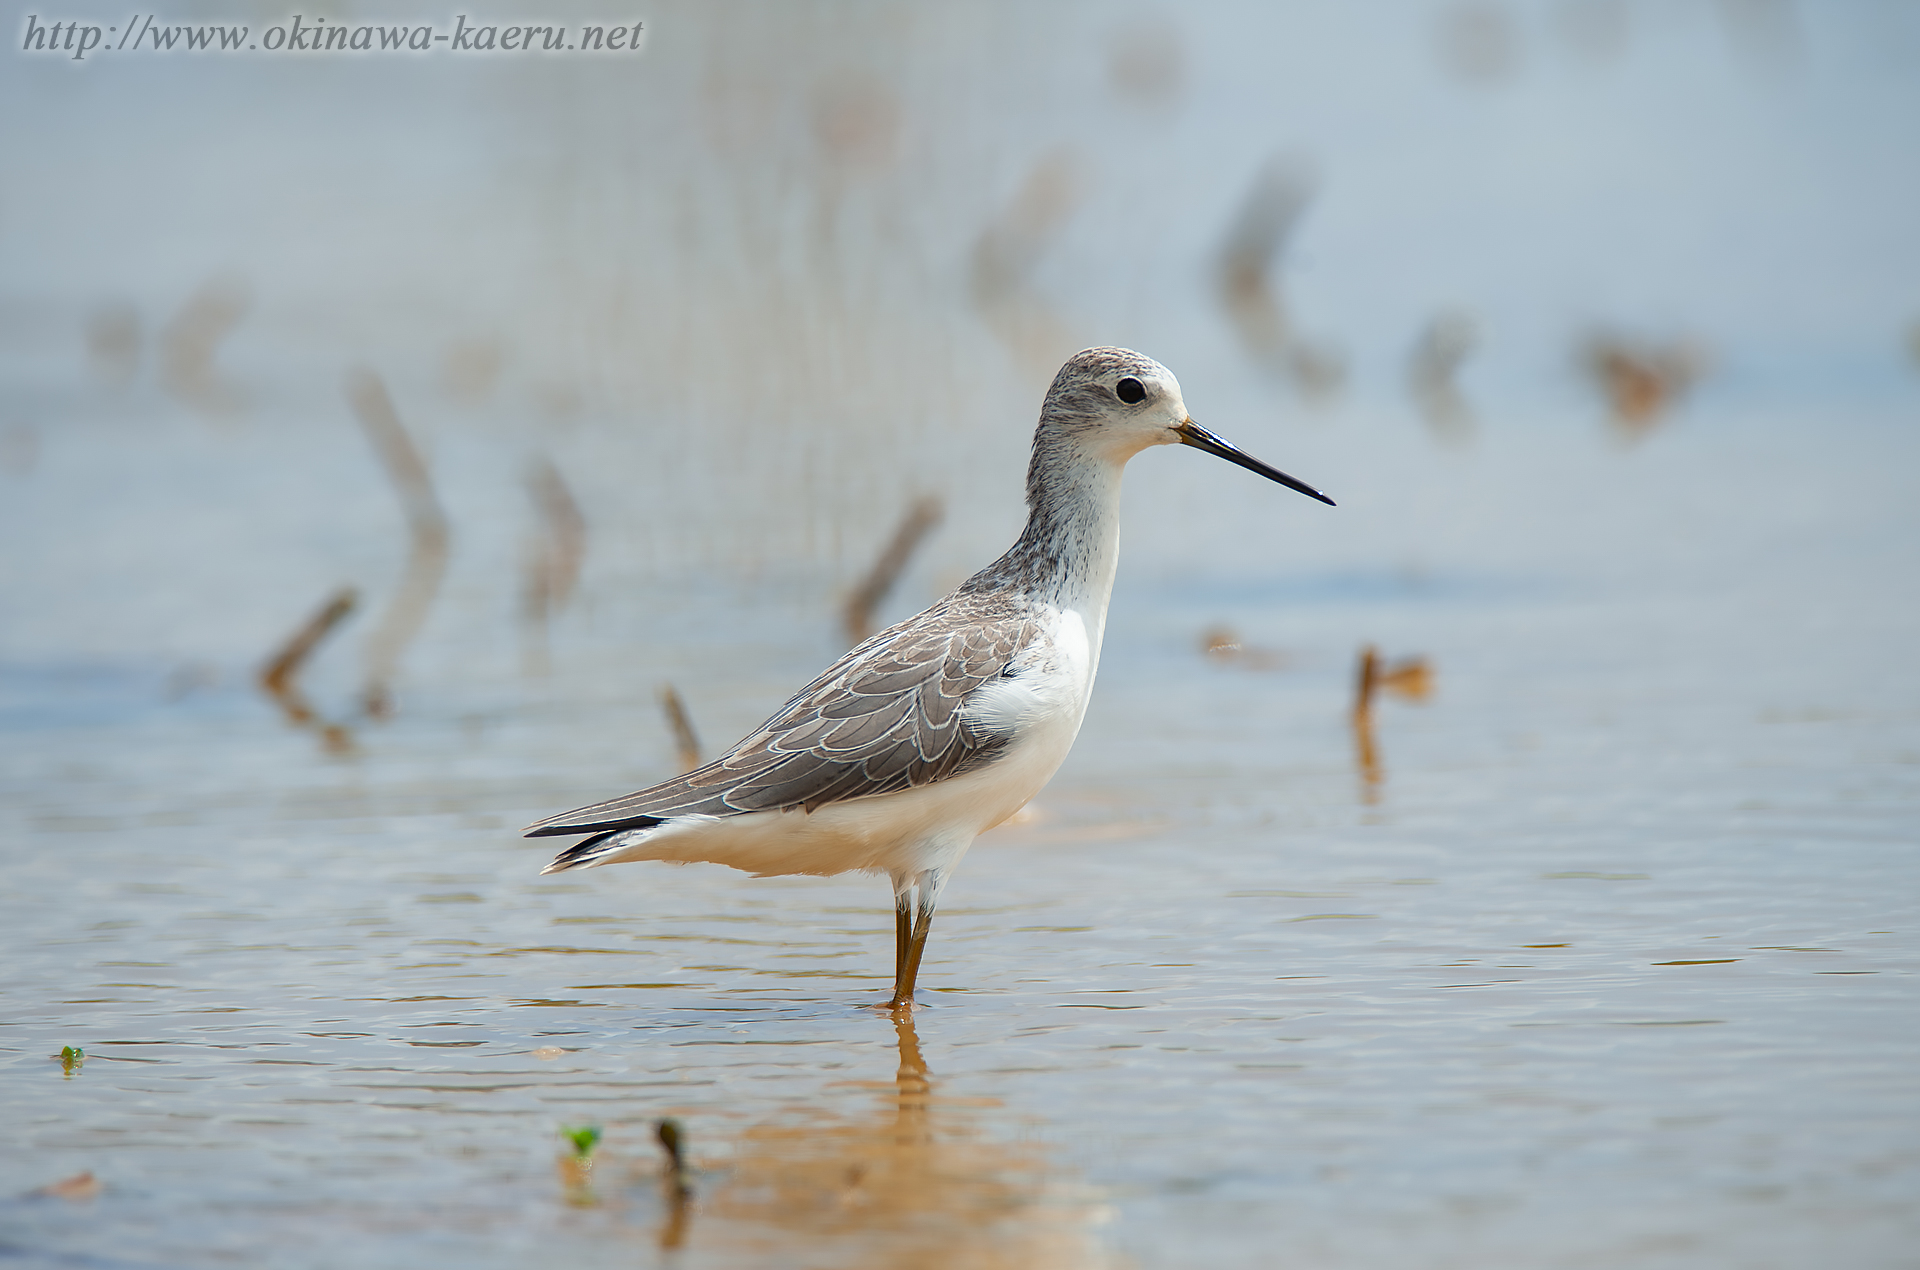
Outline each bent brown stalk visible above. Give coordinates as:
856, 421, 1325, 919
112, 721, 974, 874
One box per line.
521, 456, 588, 675
344, 369, 451, 718
260, 587, 358, 754
843, 494, 942, 646
659, 685, 702, 773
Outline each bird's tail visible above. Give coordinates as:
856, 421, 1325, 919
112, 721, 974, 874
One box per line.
540, 830, 632, 875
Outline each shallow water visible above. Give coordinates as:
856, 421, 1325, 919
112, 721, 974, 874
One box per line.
4, 397, 1918, 1268
7, 5, 1920, 1266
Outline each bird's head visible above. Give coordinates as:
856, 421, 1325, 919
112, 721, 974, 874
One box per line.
1034, 346, 1334, 505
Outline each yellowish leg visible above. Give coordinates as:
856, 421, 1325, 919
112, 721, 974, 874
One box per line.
888, 868, 946, 1011
892, 885, 913, 1000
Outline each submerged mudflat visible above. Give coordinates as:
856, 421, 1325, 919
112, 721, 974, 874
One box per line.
3, 395, 1916, 1268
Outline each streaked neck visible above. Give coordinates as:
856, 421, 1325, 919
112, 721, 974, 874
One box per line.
965, 444, 1125, 616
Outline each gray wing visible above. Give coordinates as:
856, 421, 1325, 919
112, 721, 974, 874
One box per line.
524, 594, 1040, 837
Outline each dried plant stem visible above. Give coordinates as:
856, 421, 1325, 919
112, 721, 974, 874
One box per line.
159, 277, 250, 418
521, 456, 588, 674
1216, 157, 1343, 400
1352, 644, 1383, 802
659, 684, 702, 772
655, 1117, 694, 1248
1578, 330, 1707, 439
345, 369, 451, 718
1351, 645, 1434, 804
843, 495, 942, 646
259, 587, 358, 754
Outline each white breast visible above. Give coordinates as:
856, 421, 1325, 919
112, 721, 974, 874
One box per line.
962, 607, 1092, 739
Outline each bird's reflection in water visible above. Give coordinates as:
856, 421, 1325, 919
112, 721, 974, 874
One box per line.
686, 1011, 1116, 1267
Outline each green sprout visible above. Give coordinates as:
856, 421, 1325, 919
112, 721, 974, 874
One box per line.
560, 1124, 602, 1159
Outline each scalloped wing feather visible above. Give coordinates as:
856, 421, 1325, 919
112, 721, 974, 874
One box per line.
524, 594, 1041, 838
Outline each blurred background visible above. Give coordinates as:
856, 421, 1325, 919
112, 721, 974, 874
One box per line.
3, 3, 1918, 1268
5, 0, 1916, 674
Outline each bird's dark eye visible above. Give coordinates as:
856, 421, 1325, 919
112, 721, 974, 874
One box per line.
1114, 377, 1146, 404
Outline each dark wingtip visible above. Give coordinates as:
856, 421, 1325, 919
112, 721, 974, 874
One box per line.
540, 830, 624, 874
524, 811, 665, 839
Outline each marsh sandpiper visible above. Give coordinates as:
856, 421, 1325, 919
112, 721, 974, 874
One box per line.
526, 347, 1333, 1009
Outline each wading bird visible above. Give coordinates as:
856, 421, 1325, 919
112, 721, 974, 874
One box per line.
526, 348, 1332, 1009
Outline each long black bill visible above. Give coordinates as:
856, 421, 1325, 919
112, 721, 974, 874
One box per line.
1176, 419, 1335, 506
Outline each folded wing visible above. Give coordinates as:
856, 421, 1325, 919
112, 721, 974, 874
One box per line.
524, 594, 1040, 838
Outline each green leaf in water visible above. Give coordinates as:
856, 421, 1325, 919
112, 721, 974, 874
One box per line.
560, 1124, 601, 1158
